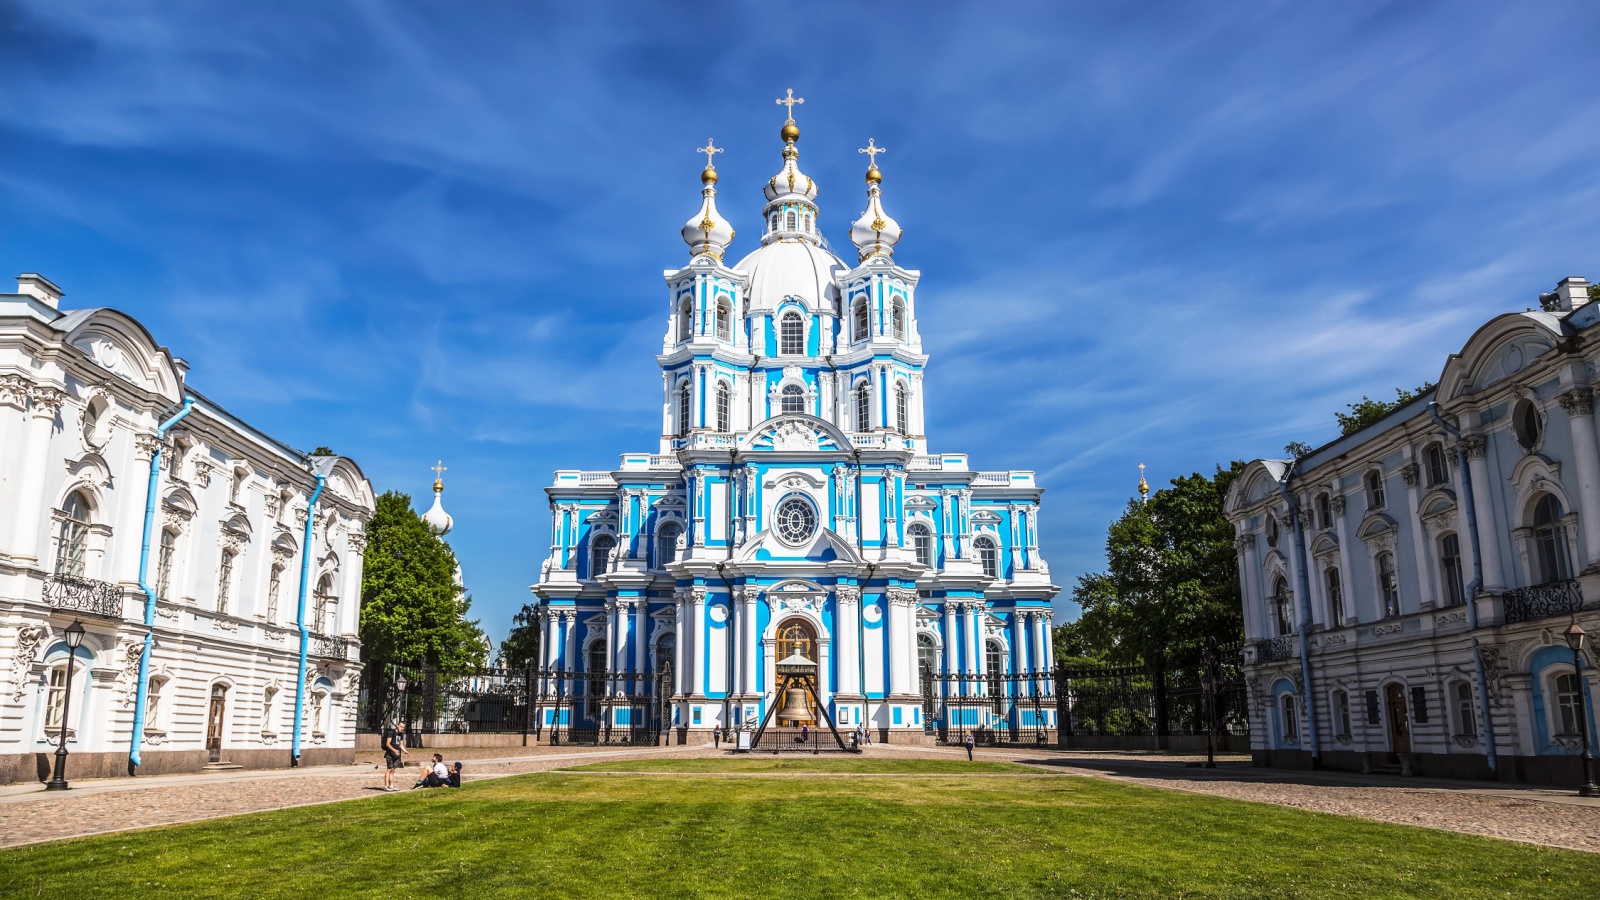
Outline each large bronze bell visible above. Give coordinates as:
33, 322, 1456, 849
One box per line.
778, 684, 813, 723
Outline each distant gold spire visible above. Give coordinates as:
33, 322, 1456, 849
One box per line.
696, 138, 723, 184
1138, 463, 1149, 503
432, 459, 447, 493
859, 138, 886, 185
775, 89, 804, 142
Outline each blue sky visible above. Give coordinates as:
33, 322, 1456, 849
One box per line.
4, 1, 1599, 649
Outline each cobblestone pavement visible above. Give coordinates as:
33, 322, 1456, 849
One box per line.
2, 743, 1596, 853
893, 745, 1600, 853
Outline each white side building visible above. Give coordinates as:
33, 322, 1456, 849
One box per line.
1227, 276, 1599, 785
0, 273, 374, 783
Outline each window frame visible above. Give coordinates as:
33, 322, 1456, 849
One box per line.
1324, 566, 1344, 625
1532, 493, 1572, 583
714, 381, 730, 432
1425, 443, 1450, 487
54, 491, 92, 579
975, 536, 1000, 578
1452, 680, 1476, 738
1365, 470, 1385, 509
678, 382, 692, 436
156, 528, 178, 603
216, 549, 235, 615
909, 523, 934, 567
779, 312, 805, 356
1377, 551, 1400, 618
780, 383, 806, 415
852, 300, 870, 342
1280, 693, 1299, 743
1440, 533, 1465, 607
854, 382, 871, 432
1272, 577, 1293, 636
891, 298, 906, 339
589, 534, 616, 579
656, 522, 682, 567
1552, 671, 1586, 737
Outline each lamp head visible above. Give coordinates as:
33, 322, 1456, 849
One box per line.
1564, 619, 1587, 653
395, 674, 408, 693
64, 620, 86, 650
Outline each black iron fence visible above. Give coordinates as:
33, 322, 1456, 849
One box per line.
359, 662, 538, 740
1057, 645, 1249, 741
1503, 579, 1585, 625
921, 668, 1055, 746
42, 573, 124, 619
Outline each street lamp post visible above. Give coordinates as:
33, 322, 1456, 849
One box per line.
1202, 637, 1218, 769
45, 620, 87, 791
394, 672, 408, 742
1563, 620, 1596, 798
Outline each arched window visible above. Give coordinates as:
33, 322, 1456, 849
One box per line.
313, 574, 335, 633
1324, 567, 1343, 625
1280, 694, 1299, 742
785, 210, 797, 231
714, 382, 730, 432
1332, 689, 1351, 738
266, 564, 282, 624
852, 300, 870, 341
985, 640, 1005, 695
230, 468, 248, 506
1365, 471, 1385, 509
917, 632, 939, 678
1272, 577, 1293, 635
975, 536, 999, 578
1377, 552, 1399, 617
1532, 493, 1572, 583
894, 383, 908, 434
309, 689, 328, 737
156, 528, 178, 603
715, 301, 731, 340
589, 534, 615, 579
656, 633, 675, 671
147, 676, 167, 730
1514, 399, 1542, 451
656, 522, 682, 567
678, 298, 692, 342
779, 312, 805, 355
776, 620, 817, 662
678, 382, 692, 436
1452, 681, 1475, 738
891, 299, 906, 339
769, 212, 778, 232
261, 685, 278, 734
217, 549, 235, 615
804, 212, 813, 233
1440, 533, 1465, 607
44, 663, 73, 735
54, 491, 92, 578
855, 382, 871, 432
908, 523, 933, 567
168, 439, 188, 479
780, 384, 806, 415
1553, 672, 1585, 736
1425, 443, 1449, 487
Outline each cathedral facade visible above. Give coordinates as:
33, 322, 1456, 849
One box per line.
532, 103, 1058, 742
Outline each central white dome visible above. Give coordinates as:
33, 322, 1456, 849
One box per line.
733, 239, 844, 313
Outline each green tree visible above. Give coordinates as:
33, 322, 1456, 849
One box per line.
496, 603, 541, 669
1066, 463, 1246, 668
1333, 383, 1434, 436
359, 491, 488, 673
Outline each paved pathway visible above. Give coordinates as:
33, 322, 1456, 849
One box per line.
1, 744, 1596, 853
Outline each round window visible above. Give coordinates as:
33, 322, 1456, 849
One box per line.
773, 495, 818, 545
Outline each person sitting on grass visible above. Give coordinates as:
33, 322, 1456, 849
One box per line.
413, 753, 451, 789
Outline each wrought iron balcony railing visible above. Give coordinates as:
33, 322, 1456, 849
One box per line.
42, 573, 125, 618
310, 633, 350, 660
1253, 635, 1298, 663
1502, 578, 1585, 625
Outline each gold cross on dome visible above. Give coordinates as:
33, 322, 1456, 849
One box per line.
859, 138, 887, 166
775, 89, 804, 121
432, 460, 447, 479
696, 139, 723, 168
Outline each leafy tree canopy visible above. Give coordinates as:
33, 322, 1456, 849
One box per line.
359, 490, 487, 673
1334, 383, 1434, 436
310, 446, 335, 456
497, 603, 540, 669
1058, 463, 1245, 668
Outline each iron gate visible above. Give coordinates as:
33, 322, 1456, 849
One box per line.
921, 667, 1055, 746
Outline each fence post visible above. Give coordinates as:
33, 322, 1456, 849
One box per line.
1154, 663, 1169, 749
523, 662, 534, 746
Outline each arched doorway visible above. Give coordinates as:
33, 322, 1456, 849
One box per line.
206, 683, 228, 762
1384, 683, 1410, 755
774, 619, 817, 726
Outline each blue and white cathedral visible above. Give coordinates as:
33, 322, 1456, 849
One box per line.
532, 99, 1058, 740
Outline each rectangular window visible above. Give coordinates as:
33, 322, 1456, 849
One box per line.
1316, 494, 1331, 529
1280, 695, 1298, 742
146, 678, 165, 729
266, 567, 281, 624
1325, 568, 1343, 625
1441, 534, 1465, 607
1554, 673, 1585, 736
1365, 690, 1381, 725
217, 551, 234, 615
1334, 690, 1351, 738
1454, 682, 1475, 737
1410, 685, 1428, 724
1366, 471, 1385, 509
1378, 553, 1400, 618
44, 667, 68, 731
1426, 444, 1449, 487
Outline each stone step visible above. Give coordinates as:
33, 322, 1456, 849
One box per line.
203, 762, 245, 771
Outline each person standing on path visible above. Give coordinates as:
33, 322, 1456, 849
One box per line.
963, 732, 974, 761
382, 721, 407, 791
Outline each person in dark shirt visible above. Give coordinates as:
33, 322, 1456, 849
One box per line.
382, 721, 406, 792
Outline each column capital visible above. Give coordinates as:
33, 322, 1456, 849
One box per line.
1559, 387, 1595, 418
28, 385, 67, 417
835, 585, 861, 604
133, 432, 162, 462
1329, 494, 1347, 518
1461, 434, 1489, 460
1399, 462, 1420, 489
0, 374, 32, 410
1234, 534, 1255, 554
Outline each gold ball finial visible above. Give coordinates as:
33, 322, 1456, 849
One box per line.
701, 166, 718, 185
1137, 463, 1149, 502
865, 165, 882, 185
781, 121, 800, 143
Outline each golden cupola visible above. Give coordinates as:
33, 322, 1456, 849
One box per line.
681, 139, 735, 261
761, 89, 821, 246
849, 139, 902, 262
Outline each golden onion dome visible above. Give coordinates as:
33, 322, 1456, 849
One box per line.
781, 121, 800, 143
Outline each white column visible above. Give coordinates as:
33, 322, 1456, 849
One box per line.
1463, 436, 1505, 591
1400, 467, 1435, 608
9, 386, 66, 561
1560, 389, 1600, 568
741, 590, 758, 695
965, 603, 980, 695
837, 587, 861, 696
1033, 612, 1048, 675
674, 594, 687, 696
691, 588, 707, 697
0, 376, 31, 555
1237, 536, 1262, 637
942, 603, 957, 679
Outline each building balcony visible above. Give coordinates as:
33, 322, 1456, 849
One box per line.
1246, 635, 1298, 665
310, 632, 351, 661
42, 573, 125, 619
1501, 578, 1586, 626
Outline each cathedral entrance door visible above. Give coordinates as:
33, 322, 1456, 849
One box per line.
1384, 683, 1410, 755
206, 683, 228, 762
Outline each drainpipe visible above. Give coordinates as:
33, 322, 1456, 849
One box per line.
129, 397, 195, 771
1278, 461, 1321, 765
1429, 402, 1498, 773
291, 472, 326, 767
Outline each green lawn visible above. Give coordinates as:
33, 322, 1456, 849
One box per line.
562, 756, 1034, 774
2, 759, 1595, 899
